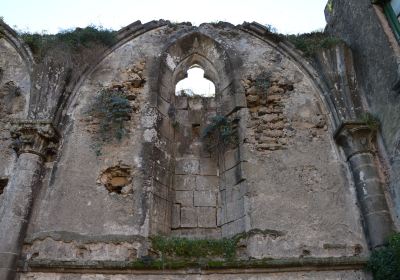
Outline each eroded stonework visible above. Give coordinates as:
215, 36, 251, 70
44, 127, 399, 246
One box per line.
0, 16, 396, 280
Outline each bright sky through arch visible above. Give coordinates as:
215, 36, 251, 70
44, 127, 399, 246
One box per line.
1, 0, 327, 34
175, 66, 216, 97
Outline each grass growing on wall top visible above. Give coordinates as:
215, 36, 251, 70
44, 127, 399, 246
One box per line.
20, 26, 116, 59
150, 229, 285, 262
151, 236, 237, 260
286, 31, 342, 57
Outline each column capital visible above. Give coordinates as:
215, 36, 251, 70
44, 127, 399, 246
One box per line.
9, 120, 60, 159
334, 121, 377, 159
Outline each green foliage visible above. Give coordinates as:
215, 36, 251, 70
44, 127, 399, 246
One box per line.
151, 236, 237, 260
19, 26, 116, 59
286, 32, 342, 57
326, 0, 334, 13
150, 229, 284, 264
201, 115, 239, 151
360, 112, 380, 130
88, 87, 132, 145
368, 233, 400, 280
254, 71, 271, 92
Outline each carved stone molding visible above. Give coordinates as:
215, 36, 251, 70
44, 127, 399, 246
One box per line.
335, 121, 394, 248
334, 121, 377, 159
9, 120, 60, 159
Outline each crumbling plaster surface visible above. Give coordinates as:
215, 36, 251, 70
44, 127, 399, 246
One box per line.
25, 25, 172, 239
218, 29, 367, 258
22, 22, 367, 263
18, 270, 371, 280
326, 0, 400, 222
0, 36, 30, 197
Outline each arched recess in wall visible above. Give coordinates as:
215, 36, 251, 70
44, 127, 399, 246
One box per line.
149, 32, 246, 236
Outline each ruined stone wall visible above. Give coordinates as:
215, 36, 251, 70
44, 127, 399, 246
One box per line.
0, 31, 31, 204
326, 0, 400, 223
19, 22, 368, 264
20, 270, 371, 280
0, 20, 376, 280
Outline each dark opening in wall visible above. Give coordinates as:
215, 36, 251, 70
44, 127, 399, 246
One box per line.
0, 177, 8, 195
175, 65, 215, 97
97, 164, 132, 194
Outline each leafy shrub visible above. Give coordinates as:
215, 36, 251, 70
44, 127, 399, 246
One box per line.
201, 115, 238, 151
254, 71, 271, 92
286, 32, 342, 57
20, 26, 116, 59
89, 87, 132, 143
368, 233, 400, 280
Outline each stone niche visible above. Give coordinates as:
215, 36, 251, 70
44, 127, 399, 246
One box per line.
149, 32, 246, 238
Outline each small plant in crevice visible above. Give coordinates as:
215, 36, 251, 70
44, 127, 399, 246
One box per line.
326, 0, 334, 13
88, 87, 132, 146
201, 115, 239, 151
254, 71, 271, 93
368, 233, 400, 280
359, 112, 380, 130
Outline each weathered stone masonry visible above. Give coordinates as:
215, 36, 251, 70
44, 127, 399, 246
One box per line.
0, 14, 397, 280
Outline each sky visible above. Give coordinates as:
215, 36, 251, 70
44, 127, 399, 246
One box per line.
1, 0, 328, 34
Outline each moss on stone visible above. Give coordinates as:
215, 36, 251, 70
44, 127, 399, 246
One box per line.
359, 112, 380, 130
150, 229, 285, 262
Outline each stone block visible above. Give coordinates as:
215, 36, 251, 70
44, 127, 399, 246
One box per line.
173, 175, 196, 191
189, 110, 203, 124
194, 190, 217, 207
197, 207, 216, 228
157, 95, 170, 117
158, 117, 173, 140
222, 217, 246, 237
152, 195, 168, 224
159, 83, 172, 102
225, 185, 241, 203
154, 164, 171, 187
174, 191, 193, 207
199, 158, 218, 175
153, 181, 169, 200
222, 164, 243, 187
176, 109, 189, 124
172, 204, 180, 229
195, 175, 219, 191
223, 147, 240, 171
188, 98, 203, 110
176, 96, 188, 109
217, 207, 226, 226
175, 158, 200, 175
226, 198, 245, 223
180, 207, 197, 228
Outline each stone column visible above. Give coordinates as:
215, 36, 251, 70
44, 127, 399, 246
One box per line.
0, 120, 59, 280
335, 122, 394, 249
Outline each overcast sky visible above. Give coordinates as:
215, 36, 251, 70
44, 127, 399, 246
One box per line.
2, 0, 327, 34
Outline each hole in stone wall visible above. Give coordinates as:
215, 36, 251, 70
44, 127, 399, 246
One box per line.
192, 124, 200, 139
0, 177, 8, 195
97, 164, 132, 194
175, 65, 215, 97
